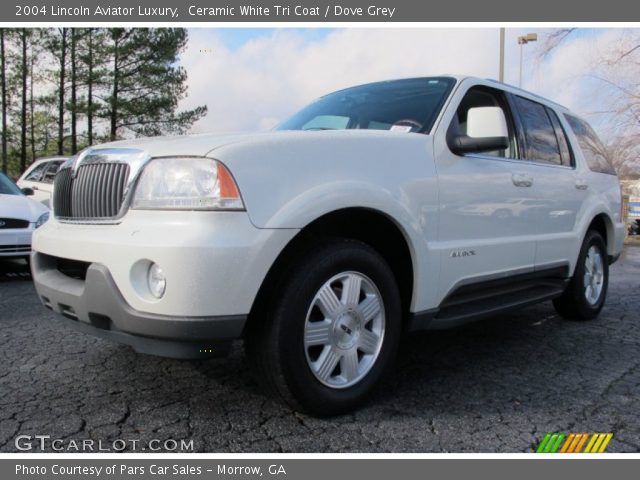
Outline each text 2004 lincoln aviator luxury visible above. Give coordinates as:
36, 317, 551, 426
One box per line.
32, 76, 624, 415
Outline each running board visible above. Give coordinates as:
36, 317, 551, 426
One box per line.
409, 266, 569, 331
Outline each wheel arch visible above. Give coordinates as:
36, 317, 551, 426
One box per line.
245, 207, 418, 334
586, 212, 615, 256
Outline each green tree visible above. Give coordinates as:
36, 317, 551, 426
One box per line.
101, 28, 206, 140
19, 29, 28, 171
1, 28, 208, 176
3, 28, 29, 174
42, 27, 70, 155
75, 28, 108, 148
0, 28, 8, 173
57, 28, 68, 155
70, 28, 78, 154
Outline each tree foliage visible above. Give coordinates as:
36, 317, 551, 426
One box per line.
102, 28, 206, 140
0, 27, 206, 177
540, 28, 640, 179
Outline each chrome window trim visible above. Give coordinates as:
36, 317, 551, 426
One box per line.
465, 153, 576, 170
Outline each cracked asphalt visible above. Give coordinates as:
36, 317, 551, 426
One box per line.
1, 247, 639, 453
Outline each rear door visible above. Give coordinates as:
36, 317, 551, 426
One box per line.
508, 95, 585, 269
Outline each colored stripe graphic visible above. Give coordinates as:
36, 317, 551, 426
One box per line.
584, 434, 599, 453
560, 432, 586, 453
536, 433, 552, 453
536, 433, 565, 453
584, 433, 614, 453
549, 433, 565, 453
537, 433, 612, 453
559, 433, 575, 453
572, 433, 589, 453
597, 433, 613, 453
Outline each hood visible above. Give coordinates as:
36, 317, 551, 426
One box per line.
92, 129, 413, 159
0, 194, 49, 222
96, 131, 278, 158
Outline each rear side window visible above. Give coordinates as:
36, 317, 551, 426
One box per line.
512, 95, 562, 165
565, 115, 616, 175
547, 109, 573, 167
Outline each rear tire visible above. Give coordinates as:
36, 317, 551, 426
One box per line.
245, 238, 402, 416
553, 230, 608, 321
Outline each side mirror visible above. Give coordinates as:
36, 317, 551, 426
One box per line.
448, 106, 509, 155
21, 187, 35, 196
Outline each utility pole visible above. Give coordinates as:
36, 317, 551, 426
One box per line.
499, 28, 505, 82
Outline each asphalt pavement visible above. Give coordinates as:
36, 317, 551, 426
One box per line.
1, 248, 639, 452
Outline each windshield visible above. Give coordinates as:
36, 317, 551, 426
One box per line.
0, 173, 22, 196
277, 77, 455, 134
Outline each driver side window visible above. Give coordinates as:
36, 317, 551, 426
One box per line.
451, 87, 519, 159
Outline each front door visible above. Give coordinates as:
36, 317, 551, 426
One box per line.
432, 82, 540, 304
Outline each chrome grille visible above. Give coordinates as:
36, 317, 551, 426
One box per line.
53, 163, 130, 220
52, 168, 72, 217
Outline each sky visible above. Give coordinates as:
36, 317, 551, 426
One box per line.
178, 28, 627, 136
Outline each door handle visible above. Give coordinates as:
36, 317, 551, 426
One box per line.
512, 173, 533, 187
31, 186, 39, 190
575, 179, 589, 190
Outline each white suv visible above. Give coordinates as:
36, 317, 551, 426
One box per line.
32, 76, 624, 415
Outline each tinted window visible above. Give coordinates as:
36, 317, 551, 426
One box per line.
24, 162, 49, 181
565, 115, 616, 175
278, 77, 455, 134
41, 161, 63, 184
513, 96, 562, 165
547, 108, 573, 167
0, 173, 22, 196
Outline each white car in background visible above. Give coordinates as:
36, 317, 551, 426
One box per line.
17, 157, 67, 207
0, 172, 49, 260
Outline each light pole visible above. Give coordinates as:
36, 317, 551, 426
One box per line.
499, 28, 505, 82
517, 33, 538, 88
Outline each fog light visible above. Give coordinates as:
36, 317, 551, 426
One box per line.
148, 263, 166, 299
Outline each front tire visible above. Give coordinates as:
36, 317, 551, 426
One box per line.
246, 239, 402, 416
553, 230, 608, 320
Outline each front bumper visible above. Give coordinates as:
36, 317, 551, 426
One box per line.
32, 253, 246, 358
32, 211, 297, 316
30, 210, 298, 358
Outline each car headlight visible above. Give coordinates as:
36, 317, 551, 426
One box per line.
35, 212, 49, 228
131, 158, 244, 210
